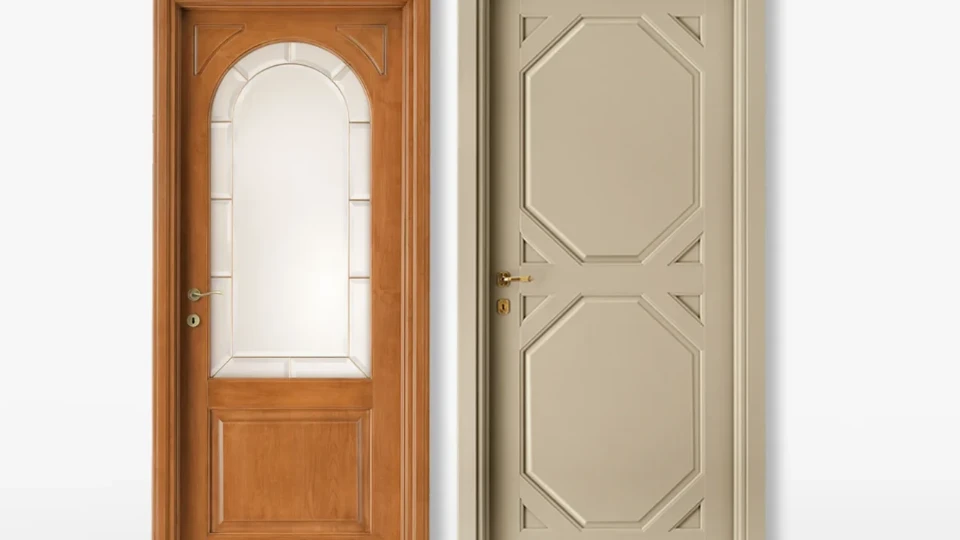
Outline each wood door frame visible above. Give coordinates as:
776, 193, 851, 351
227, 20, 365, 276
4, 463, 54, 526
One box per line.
457, 1, 766, 539
153, 1, 430, 539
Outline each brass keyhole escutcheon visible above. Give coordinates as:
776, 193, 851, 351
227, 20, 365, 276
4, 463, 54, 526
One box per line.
497, 298, 510, 315
186, 314, 201, 328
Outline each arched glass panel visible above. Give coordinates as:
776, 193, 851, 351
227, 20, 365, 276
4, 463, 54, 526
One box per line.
208, 42, 372, 378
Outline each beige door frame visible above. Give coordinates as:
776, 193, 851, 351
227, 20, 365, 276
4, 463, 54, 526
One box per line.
457, 1, 766, 539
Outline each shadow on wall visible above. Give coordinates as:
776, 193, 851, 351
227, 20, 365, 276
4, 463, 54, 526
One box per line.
765, 0, 781, 537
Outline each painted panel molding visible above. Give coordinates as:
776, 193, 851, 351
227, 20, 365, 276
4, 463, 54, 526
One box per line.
522, 297, 699, 527
522, 17, 700, 263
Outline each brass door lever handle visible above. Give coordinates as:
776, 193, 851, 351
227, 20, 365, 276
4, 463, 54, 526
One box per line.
187, 288, 223, 302
497, 271, 533, 288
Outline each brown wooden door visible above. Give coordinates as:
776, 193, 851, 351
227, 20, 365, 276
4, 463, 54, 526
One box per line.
162, 5, 428, 540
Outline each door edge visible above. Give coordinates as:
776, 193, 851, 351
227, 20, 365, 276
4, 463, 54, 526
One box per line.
455, 1, 766, 538
152, 2, 431, 540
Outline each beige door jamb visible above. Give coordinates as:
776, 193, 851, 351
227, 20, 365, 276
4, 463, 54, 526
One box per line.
456, 1, 766, 539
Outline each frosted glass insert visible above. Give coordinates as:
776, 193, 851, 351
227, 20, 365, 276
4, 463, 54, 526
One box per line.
350, 201, 371, 278
210, 123, 232, 198
218, 357, 288, 378
233, 43, 287, 79
292, 358, 366, 378
210, 200, 231, 277
232, 64, 349, 357
208, 42, 372, 379
336, 71, 370, 122
209, 277, 232, 373
211, 69, 245, 122
289, 43, 344, 77
349, 279, 371, 375
349, 123, 371, 199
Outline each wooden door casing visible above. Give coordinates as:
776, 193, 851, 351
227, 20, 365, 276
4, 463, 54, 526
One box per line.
153, 2, 429, 540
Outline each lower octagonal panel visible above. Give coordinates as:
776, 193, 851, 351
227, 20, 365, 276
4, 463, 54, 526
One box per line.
521, 297, 700, 527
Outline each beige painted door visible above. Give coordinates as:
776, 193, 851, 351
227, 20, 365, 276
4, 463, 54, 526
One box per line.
490, 0, 735, 537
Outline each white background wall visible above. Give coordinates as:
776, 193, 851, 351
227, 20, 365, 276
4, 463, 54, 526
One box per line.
0, 1, 958, 539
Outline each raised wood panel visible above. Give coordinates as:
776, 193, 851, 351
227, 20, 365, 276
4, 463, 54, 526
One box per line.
194, 24, 244, 75
338, 24, 388, 74
208, 379, 373, 409
211, 409, 371, 533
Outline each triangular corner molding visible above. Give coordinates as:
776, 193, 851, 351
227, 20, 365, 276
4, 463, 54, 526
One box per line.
670, 15, 702, 43
522, 295, 548, 321
671, 237, 702, 265
521, 504, 547, 529
521, 16, 548, 42
194, 24, 244, 75
674, 502, 702, 530
337, 24, 388, 75
670, 294, 702, 320
522, 240, 548, 263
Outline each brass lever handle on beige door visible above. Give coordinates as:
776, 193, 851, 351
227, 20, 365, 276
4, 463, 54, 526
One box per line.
187, 288, 223, 302
496, 271, 533, 288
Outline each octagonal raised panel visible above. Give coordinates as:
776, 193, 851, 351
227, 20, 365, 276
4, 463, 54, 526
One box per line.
522, 298, 698, 526
523, 19, 700, 261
